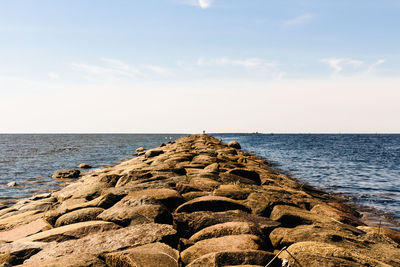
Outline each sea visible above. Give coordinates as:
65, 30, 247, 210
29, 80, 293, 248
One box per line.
1, 134, 399, 229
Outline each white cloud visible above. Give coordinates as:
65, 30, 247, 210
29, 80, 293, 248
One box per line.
183, 0, 214, 9
47, 72, 59, 79
321, 58, 364, 73
367, 59, 386, 73
283, 13, 312, 28
197, 57, 277, 69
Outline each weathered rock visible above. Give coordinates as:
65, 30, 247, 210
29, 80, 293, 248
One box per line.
0, 219, 52, 242
54, 207, 104, 227
189, 222, 263, 242
123, 188, 183, 210
51, 169, 80, 179
145, 149, 164, 158
187, 250, 278, 267
25, 223, 178, 263
17, 253, 106, 267
97, 195, 172, 226
228, 141, 241, 149
77, 163, 92, 169
204, 163, 219, 171
104, 242, 179, 267
16, 221, 120, 243
279, 241, 397, 267
269, 222, 365, 249
6, 181, 17, 187
0, 210, 43, 231
181, 234, 263, 265
358, 226, 400, 244
174, 210, 280, 239
311, 203, 365, 226
181, 191, 211, 201
0, 241, 47, 266
135, 146, 146, 152
269, 205, 332, 227
175, 196, 251, 213
213, 184, 251, 200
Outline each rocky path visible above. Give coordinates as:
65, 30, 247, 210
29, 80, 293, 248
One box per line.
0, 134, 399, 266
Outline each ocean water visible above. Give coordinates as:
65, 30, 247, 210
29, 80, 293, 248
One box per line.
215, 134, 400, 227
0, 134, 185, 206
1, 134, 399, 229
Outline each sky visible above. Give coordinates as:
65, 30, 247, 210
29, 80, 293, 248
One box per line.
1, 0, 399, 133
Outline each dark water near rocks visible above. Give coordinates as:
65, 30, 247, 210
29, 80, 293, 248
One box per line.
1, 134, 399, 229
215, 134, 400, 229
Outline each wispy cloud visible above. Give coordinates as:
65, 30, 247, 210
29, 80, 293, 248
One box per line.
145, 65, 172, 76
321, 58, 363, 73
282, 13, 312, 28
321, 58, 385, 75
183, 0, 215, 9
197, 57, 277, 69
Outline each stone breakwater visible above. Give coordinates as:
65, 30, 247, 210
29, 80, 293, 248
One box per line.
0, 134, 399, 266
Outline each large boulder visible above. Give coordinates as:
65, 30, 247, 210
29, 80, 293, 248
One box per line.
213, 184, 251, 200
122, 188, 183, 210
228, 141, 241, 149
24, 223, 178, 263
175, 196, 251, 213
187, 250, 278, 267
189, 222, 263, 242
310, 203, 365, 226
0, 241, 47, 266
145, 149, 164, 158
16, 221, 120, 243
77, 163, 92, 169
17, 253, 106, 267
51, 169, 80, 179
181, 234, 263, 265
104, 242, 179, 267
269, 205, 332, 227
357, 226, 400, 244
226, 169, 261, 185
54, 207, 105, 227
97, 195, 172, 226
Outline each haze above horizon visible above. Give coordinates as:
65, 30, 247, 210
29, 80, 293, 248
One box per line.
1, 0, 399, 133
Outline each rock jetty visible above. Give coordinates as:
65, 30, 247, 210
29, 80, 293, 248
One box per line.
0, 134, 399, 266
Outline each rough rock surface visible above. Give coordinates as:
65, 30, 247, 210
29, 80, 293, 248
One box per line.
0, 134, 398, 266
51, 169, 80, 179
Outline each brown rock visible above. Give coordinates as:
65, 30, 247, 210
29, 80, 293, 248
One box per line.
97, 195, 172, 226
269, 205, 332, 227
181, 234, 263, 265
0, 210, 43, 231
358, 226, 400, 244
135, 146, 146, 152
123, 188, 183, 210
204, 163, 219, 171
213, 184, 251, 200
0, 219, 52, 242
105, 242, 179, 267
24, 223, 178, 263
54, 207, 104, 227
16, 253, 106, 267
77, 163, 92, 169
189, 222, 263, 242
228, 141, 241, 149
16, 221, 119, 243
145, 149, 164, 158
310, 203, 365, 226
0, 241, 47, 266
51, 169, 80, 179
187, 250, 278, 267
175, 196, 251, 213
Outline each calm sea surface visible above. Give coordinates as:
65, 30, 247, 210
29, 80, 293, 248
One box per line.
1, 134, 399, 228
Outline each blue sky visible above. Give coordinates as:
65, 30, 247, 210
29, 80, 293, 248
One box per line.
1, 0, 399, 133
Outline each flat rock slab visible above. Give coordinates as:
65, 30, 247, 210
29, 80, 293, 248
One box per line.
0, 218, 52, 242
16, 221, 120, 243
187, 250, 277, 267
311, 203, 365, 226
105, 242, 179, 267
175, 196, 251, 213
174, 210, 280, 238
16, 253, 106, 267
181, 234, 263, 265
124, 188, 183, 210
189, 221, 263, 242
24, 223, 177, 263
0, 210, 43, 231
